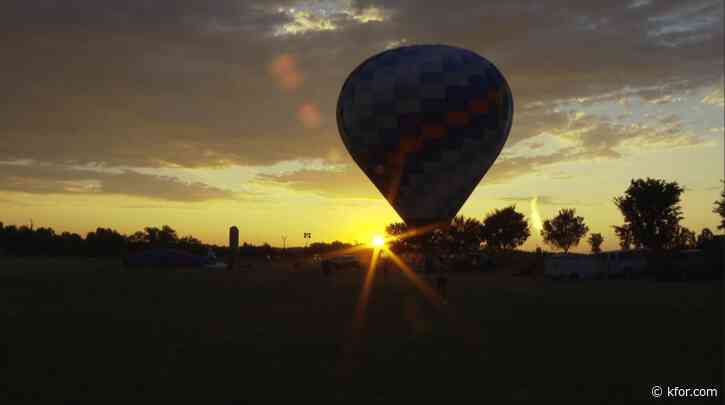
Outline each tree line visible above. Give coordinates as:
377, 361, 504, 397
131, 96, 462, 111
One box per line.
1, 177, 723, 258
386, 177, 724, 255
0, 224, 274, 258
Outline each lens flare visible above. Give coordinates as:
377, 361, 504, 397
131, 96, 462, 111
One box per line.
268, 54, 303, 91
372, 235, 385, 247
297, 103, 321, 128
530, 196, 543, 231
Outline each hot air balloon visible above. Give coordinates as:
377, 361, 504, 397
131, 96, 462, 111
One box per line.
337, 44, 513, 229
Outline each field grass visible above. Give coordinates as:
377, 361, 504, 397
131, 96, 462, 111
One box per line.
1, 256, 722, 404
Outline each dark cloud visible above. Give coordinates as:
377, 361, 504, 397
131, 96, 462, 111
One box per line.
0, 162, 234, 201
0, 0, 721, 172
0, 1, 290, 34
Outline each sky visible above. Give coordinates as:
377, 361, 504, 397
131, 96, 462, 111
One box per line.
1, 0, 723, 252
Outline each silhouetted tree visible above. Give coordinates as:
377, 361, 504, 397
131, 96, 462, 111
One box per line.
385, 222, 412, 253
307, 241, 353, 255
141, 225, 179, 247
541, 208, 589, 253
34, 227, 56, 255
696, 228, 714, 249
160, 225, 178, 246
15, 226, 35, 255
668, 226, 696, 250
128, 231, 146, 243
330, 240, 346, 250
588, 233, 604, 253
0, 225, 18, 254
143, 227, 161, 245
434, 216, 484, 257
614, 178, 684, 251
86, 228, 125, 257
480, 206, 530, 251
714, 184, 725, 231
613, 224, 634, 250
177, 235, 205, 255
59, 232, 84, 256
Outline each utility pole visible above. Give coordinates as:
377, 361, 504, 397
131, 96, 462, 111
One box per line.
281, 235, 288, 253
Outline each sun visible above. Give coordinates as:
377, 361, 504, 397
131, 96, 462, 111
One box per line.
371, 235, 385, 248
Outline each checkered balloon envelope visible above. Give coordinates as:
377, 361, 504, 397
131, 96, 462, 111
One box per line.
336, 44, 514, 228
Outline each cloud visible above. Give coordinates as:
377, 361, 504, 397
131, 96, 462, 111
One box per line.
102, 171, 235, 201
702, 86, 725, 107
255, 164, 381, 198
0, 0, 721, 174
272, 3, 389, 36
0, 162, 235, 202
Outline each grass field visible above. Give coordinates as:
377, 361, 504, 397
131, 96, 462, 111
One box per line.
1, 256, 722, 404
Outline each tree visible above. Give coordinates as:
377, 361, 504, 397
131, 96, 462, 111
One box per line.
178, 235, 205, 255
541, 208, 589, 253
159, 225, 179, 246
667, 226, 696, 250
142, 225, 178, 247
480, 206, 530, 251
612, 224, 633, 250
696, 228, 714, 249
34, 227, 56, 255
614, 178, 684, 251
127, 231, 146, 243
59, 232, 84, 256
385, 222, 412, 253
86, 228, 125, 257
714, 185, 725, 231
143, 227, 161, 245
442, 216, 484, 255
588, 233, 604, 253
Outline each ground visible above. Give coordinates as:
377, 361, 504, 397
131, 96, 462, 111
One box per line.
1, 256, 722, 404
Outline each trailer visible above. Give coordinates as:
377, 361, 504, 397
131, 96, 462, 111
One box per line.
544, 254, 605, 280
